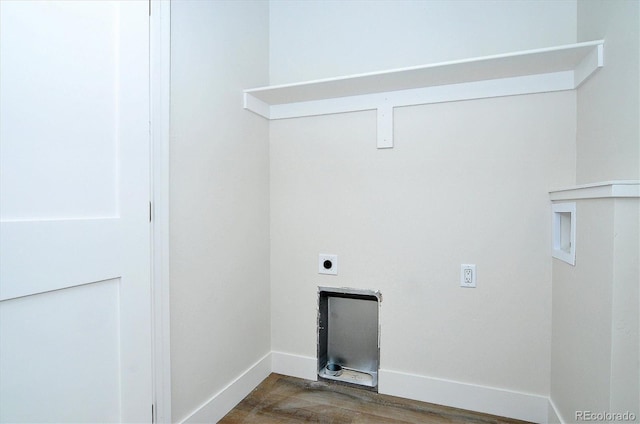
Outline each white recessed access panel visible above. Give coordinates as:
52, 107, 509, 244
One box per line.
552, 202, 576, 265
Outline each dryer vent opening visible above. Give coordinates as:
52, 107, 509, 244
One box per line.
317, 287, 381, 390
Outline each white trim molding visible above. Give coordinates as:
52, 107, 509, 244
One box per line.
549, 180, 640, 201
271, 351, 318, 381
244, 40, 604, 149
180, 353, 272, 424
552, 202, 577, 266
150, 1, 172, 422
269, 352, 549, 423
548, 397, 565, 424
378, 369, 549, 423
172, 351, 567, 423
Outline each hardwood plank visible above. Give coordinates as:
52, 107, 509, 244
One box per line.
219, 374, 532, 424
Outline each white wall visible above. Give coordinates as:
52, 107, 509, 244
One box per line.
576, 0, 639, 183
269, 0, 577, 84
169, 1, 270, 422
550, 1, 640, 421
270, 93, 576, 397
269, 0, 577, 411
550, 198, 640, 423
611, 199, 639, 415
166, 1, 638, 421
550, 200, 616, 420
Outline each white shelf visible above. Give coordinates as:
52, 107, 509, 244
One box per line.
549, 180, 640, 201
244, 40, 604, 148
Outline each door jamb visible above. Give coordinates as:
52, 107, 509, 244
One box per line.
150, 1, 172, 422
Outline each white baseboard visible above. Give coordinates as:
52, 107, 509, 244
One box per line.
271, 351, 317, 381
180, 352, 271, 424
378, 369, 549, 423
179, 353, 552, 424
548, 397, 565, 423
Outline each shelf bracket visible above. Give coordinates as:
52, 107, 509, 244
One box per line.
574, 42, 604, 87
377, 103, 393, 149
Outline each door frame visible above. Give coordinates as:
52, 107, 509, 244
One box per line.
150, 1, 172, 422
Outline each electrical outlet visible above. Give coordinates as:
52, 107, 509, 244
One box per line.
460, 264, 476, 288
319, 254, 338, 275
464, 268, 472, 283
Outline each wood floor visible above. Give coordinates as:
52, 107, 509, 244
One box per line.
219, 374, 532, 424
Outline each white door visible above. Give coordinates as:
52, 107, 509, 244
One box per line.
0, 1, 152, 422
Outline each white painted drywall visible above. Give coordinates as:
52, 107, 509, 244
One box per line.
611, 199, 639, 415
269, 0, 577, 84
169, 1, 270, 422
550, 198, 640, 422
550, 200, 615, 422
268, 0, 577, 403
549, 1, 640, 421
576, 0, 640, 183
270, 91, 576, 398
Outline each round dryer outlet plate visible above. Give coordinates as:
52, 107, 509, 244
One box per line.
318, 254, 338, 275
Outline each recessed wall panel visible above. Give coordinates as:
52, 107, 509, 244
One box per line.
328, 296, 379, 372
318, 288, 380, 389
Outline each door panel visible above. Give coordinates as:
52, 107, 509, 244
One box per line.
0, 1, 152, 422
0, 281, 121, 422
1, 219, 120, 299
0, 1, 119, 220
